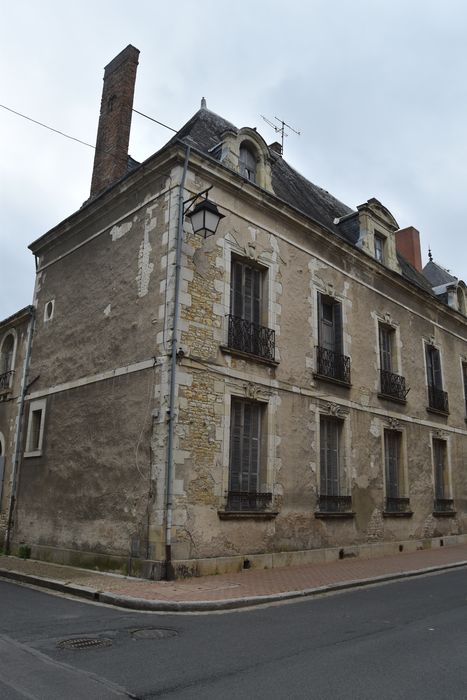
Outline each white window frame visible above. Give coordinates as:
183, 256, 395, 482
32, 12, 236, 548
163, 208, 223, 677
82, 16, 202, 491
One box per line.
24, 399, 47, 457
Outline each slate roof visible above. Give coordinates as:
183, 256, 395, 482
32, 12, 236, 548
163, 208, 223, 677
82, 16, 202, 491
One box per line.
166, 106, 437, 295
170, 107, 353, 235
422, 260, 457, 287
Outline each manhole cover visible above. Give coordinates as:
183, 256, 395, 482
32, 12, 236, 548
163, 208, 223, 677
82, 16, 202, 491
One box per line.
57, 638, 112, 650
131, 628, 178, 640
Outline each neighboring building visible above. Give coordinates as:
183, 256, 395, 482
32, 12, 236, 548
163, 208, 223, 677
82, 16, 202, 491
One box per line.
0, 306, 34, 550
2, 46, 467, 577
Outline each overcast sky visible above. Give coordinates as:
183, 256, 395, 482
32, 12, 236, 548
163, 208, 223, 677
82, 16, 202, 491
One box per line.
1, 0, 467, 321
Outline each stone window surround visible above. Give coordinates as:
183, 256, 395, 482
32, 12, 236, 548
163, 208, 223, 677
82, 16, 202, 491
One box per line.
44, 298, 55, 322
24, 398, 47, 458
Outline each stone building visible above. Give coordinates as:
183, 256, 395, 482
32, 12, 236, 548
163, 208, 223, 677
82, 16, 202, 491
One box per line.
2, 45, 467, 577
0, 306, 34, 551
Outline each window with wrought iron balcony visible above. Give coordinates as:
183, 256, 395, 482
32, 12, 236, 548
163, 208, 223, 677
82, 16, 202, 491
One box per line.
378, 324, 409, 403
224, 259, 276, 364
425, 344, 449, 414
314, 293, 351, 385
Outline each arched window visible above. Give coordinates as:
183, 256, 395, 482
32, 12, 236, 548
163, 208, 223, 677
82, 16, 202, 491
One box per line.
0, 333, 15, 376
239, 143, 257, 183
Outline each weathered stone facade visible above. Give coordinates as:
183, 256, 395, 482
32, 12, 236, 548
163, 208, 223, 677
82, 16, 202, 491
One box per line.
3, 48, 467, 578
0, 306, 33, 549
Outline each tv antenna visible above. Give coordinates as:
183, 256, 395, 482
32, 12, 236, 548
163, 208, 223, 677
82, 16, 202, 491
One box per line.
260, 115, 301, 154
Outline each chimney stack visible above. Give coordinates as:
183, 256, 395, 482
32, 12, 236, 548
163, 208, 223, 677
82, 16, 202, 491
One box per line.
90, 45, 140, 198
395, 226, 422, 272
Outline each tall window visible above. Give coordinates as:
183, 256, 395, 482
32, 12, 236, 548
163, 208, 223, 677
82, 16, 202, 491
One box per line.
316, 293, 350, 384
374, 233, 385, 262
379, 325, 408, 401
231, 259, 262, 326
227, 398, 270, 511
383, 430, 410, 513
432, 438, 453, 512
0, 333, 15, 392
239, 143, 257, 183
227, 259, 275, 361
425, 344, 449, 413
318, 416, 351, 513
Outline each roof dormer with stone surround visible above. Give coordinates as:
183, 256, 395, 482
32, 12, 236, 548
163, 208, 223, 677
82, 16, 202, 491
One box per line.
215, 125, 274, 192
353, 198, 402, 274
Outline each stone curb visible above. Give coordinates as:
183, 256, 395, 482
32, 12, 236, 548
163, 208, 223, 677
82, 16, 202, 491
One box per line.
1, 559, 467, 612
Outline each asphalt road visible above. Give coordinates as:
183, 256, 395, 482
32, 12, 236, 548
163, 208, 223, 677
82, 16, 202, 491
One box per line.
1, 568, 467, 699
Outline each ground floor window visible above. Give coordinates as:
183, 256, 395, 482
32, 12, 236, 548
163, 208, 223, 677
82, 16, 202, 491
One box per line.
384, 430, 410, 513
432, 438, 454, 512
227, 398, 270, 511
318, 416, 351, 513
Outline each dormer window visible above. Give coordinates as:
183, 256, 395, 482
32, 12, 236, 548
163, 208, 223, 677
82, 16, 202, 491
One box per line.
239, 143, 257, 183
374, 233, 385, 263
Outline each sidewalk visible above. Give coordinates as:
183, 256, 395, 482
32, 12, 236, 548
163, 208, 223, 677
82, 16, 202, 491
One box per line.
1, 544, 467, 612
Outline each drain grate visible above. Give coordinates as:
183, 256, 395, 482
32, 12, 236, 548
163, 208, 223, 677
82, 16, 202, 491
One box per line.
57, 638, 112, 650
131, 628, 178, 640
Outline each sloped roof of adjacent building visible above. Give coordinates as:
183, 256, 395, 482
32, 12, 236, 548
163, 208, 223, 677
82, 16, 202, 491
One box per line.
422, 260, 457, 287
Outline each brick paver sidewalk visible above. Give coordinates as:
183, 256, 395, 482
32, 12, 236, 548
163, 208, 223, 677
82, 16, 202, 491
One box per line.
1, 544, 467, 609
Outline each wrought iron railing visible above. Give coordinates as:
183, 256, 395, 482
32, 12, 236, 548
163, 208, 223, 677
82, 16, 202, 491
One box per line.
428, 386, 449, 413
318, 494, 352, 513
315, 346, 351, 384
434, 497, 455, 513
227, 315, 275, 361
385, 496, 411, 513
380, 370, 409, 401
226, 491, 273, 512
0, 370, 14, 392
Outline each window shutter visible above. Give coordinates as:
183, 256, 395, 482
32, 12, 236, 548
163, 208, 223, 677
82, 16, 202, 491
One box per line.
379, 326, 392, 371
432, 349, 442, 390
231, 261, 244, 319
433, 439, 445, 499
229, 400, 242, 492
385, 431, 399, 498
320, 418, 339, 496
333, 302, 343, 355
229, 400, 261, 494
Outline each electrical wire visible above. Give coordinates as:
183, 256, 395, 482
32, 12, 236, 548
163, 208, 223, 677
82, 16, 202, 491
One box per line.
0, 103, 97, 150
132, 108, 177, 133
0, 103, 178, 158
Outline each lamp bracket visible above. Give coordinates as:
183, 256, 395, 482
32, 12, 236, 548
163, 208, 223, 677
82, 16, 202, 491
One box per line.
183, 186, 213, 215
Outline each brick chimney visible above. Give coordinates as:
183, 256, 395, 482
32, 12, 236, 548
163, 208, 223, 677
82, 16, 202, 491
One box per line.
90, 45, 140, 198
395, 226, 422, 272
